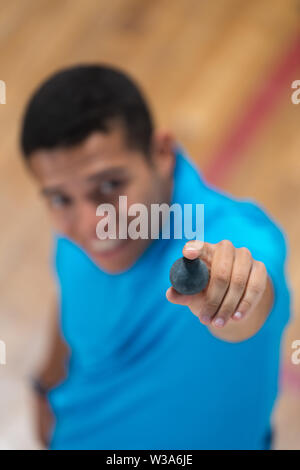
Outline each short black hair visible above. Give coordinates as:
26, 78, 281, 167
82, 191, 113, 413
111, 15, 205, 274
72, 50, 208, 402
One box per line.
20, 64, 154, 159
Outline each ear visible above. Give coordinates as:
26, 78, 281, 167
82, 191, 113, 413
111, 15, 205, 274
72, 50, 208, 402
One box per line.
151, 130, 176, 178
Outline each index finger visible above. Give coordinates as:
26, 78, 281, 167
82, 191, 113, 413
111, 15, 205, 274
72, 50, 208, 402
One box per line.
182, 240, 215, 267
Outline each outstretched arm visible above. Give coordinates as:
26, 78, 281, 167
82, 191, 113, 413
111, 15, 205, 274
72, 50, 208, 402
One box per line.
166, 239, 274, 343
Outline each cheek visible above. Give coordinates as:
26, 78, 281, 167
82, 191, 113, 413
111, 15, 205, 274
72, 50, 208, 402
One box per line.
49, 209, 73, 236
127, 173, 158, 207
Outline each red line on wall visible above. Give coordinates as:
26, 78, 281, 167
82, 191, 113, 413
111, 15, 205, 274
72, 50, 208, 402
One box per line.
203, 35, 300, 187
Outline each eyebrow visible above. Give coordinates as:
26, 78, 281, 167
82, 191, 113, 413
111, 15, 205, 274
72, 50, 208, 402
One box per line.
41, 186, 65, 197
86, 167, 128, 182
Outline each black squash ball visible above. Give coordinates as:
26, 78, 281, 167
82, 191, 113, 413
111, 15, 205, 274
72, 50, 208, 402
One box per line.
169, 257, 209, 295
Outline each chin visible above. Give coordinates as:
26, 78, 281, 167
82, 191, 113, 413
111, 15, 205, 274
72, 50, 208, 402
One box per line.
87, 238, 147, 274
92, 253, 137, 274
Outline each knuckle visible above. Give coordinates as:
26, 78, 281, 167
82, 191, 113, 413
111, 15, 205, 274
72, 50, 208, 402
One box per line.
256, 260, 267, 275
219, 239, 233, 249
241, 298, 252, 310
214, 265, 230, 285
214, 273, 228, 285
205, 296, 220, 310
249, 283, 262, 296
232, 274, 247, 290
238, 246, 252, 258
219, 306, 233, 318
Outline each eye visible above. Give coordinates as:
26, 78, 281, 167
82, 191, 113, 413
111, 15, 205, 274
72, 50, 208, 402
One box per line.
99, 179, 123, 195
48, 194, 71, 208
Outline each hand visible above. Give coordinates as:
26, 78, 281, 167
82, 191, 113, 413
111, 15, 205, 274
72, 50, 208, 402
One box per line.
32, 392, 54, 448
166, 239, 268, 329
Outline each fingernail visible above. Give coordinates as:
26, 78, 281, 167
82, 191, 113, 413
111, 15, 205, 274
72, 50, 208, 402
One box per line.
214, 318, 225, 328
233, 311, 243, 320
185, 240, 204, 251
201, 315, 211, 325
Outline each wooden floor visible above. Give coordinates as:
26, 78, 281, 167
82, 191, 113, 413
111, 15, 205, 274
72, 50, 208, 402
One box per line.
0, 0, 299, 449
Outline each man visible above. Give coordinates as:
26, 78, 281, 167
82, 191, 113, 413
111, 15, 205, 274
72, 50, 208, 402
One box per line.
20, 64, 291, 450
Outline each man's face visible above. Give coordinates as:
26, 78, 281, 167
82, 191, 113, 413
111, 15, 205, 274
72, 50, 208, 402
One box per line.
28, 126, 174, 273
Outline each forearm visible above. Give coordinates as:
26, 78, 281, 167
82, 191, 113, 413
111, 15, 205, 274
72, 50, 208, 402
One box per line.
31, 308, 69, 447
35, 308, 69, 390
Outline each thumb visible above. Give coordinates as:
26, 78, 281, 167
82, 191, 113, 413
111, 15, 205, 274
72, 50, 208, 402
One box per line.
182, 240, 215, 267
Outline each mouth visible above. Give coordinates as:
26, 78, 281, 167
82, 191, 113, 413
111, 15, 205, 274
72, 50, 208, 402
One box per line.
88, 238, 129, 259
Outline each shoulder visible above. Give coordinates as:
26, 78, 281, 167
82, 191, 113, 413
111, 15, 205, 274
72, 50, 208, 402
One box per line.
198, 178, 287, 256
174, 150, 288, 262
51, 233, 95, 280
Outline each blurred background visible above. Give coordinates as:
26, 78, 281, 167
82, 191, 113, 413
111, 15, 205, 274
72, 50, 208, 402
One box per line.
0, 0, 299, 449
